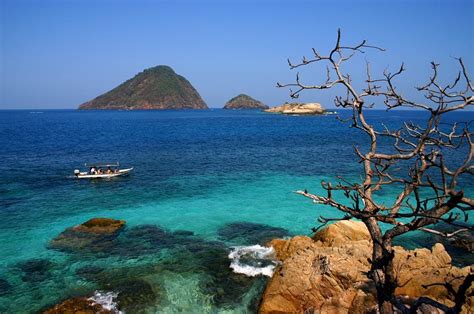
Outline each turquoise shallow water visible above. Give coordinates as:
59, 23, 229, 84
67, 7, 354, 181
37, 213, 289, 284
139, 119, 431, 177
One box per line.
0, 109, 472, 313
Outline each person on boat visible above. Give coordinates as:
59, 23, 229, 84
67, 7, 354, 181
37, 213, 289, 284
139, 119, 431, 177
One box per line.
90, 167, 96, 175
97, 168, 103, 175
106, 167, 113, 174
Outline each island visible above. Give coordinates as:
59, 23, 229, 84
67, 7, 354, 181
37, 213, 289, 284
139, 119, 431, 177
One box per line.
78, 65, 208, 110
223, 94, 269, 110
265, 102, 326, 115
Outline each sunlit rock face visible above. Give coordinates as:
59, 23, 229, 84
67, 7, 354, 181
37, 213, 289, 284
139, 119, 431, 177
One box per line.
42, 295, 117, 314
260, 220, 474, 314
265, 102, 325, 115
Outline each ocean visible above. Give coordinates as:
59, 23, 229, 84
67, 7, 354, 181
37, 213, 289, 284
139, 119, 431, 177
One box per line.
0, 109, 472, 313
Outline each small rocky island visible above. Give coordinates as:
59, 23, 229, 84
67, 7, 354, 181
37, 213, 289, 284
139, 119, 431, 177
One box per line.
265, 102, 326, 115
79, 65, 208, 110
223, 94, 269, 110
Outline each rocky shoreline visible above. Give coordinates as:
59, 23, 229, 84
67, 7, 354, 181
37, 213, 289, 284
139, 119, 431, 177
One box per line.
259, 220, 473, 313
40, 219, 473, 313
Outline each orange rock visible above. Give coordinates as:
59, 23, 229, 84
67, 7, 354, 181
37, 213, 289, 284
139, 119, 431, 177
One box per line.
73, 218, 126, 234
260, 220, 474, 314
49, 218, 125, 252
43, 297, 115, 314
312, 220, 371, 246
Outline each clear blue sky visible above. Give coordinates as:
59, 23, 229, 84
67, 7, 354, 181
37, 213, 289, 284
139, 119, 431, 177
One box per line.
1, 0, 472, 109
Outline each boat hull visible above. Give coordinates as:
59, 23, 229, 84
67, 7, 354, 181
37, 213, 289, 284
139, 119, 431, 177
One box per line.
75, 167, 133, 179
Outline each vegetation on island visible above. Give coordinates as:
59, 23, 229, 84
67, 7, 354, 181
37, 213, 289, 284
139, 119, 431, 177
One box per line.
279, 29, 473, 313
79, 65, 208, 110
223, 94, 268, 109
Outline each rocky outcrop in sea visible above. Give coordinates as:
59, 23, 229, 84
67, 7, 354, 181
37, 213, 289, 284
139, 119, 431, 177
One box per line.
49, 218, 126, 252
259, 220, 474, 313
265, 102, 326, 115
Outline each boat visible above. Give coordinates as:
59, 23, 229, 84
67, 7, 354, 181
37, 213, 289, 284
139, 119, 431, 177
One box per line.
73, 163, 133, 179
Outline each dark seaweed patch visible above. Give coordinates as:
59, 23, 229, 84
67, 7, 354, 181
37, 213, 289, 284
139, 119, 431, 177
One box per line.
114, 279, 158, 313
17, 258, 53, 283
217, 222, 289, 245
75, 265, 105, 281
110, 225, 170, 257
0, 278, 12, 296
48, 229, 122, 255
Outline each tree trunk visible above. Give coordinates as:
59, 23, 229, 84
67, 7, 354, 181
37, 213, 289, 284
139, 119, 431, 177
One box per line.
364, 218, 396, 314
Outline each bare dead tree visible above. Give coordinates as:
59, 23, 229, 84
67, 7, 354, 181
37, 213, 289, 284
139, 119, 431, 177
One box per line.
278, 29, 473, 314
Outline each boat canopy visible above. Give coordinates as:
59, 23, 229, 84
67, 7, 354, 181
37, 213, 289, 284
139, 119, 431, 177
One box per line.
85, 162, 120, 168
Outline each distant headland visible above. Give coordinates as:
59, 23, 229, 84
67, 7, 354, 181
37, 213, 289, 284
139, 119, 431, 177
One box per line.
78, 65, 208, 110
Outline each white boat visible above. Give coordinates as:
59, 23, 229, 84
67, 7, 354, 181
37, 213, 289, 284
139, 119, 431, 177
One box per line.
74, 163, 133, 179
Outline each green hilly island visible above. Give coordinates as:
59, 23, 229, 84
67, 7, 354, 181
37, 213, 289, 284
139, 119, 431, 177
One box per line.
223, 94, 268, 109
79, 65, 208, 110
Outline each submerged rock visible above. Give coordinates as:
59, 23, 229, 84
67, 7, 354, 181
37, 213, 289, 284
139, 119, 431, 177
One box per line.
0, 278, 12, 296
74, 266, 160, 312
50, 219, 200, 259
158, 236, 267, 308
260, 220, 474, 313
173, 230, 194, 237
75, 265, 106, 281
43, 296, 116, 314
111, 225, 198, 257
217, 222, 289, 245
112, 225, 170, 257
114, 279, 158, 313
197, 243, 263, 307
49, 218, 125, 253
17, 258, 53, 283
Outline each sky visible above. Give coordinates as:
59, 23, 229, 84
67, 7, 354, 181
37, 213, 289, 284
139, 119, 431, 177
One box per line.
0, 0, 473, 109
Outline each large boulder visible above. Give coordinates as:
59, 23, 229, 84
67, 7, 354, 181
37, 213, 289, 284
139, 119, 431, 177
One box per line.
260, 220, 473, 313
49, 218, 125, 252
312, 220, 371, 246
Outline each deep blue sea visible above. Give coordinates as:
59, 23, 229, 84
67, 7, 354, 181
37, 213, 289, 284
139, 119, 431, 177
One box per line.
0, 109, 472, 313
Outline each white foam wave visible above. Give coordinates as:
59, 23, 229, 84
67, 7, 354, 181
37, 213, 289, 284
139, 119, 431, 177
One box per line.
228, 245, 277, 277
88, 291, 122, 313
